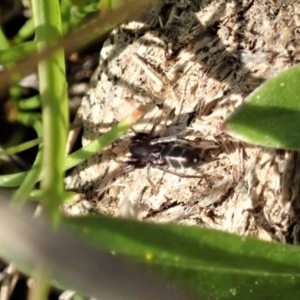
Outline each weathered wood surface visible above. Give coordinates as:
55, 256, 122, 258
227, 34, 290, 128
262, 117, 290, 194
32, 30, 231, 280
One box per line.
66, 0, 300, 243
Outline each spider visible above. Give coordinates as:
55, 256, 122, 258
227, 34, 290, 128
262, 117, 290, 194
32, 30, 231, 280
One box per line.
126, 125, 202, 187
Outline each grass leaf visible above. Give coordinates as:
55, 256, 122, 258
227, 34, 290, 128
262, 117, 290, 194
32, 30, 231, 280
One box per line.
224, 64, 300, 150
64, 214, 300, 300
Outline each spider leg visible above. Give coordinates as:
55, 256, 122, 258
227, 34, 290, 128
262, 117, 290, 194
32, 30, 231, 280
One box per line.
112, 154, 146, 168
127, 159, 147, 169
119, 164, 135, 174
146, 163, 156, 189
131, 127, 138, 135
153, 164, 203, 179
112, 155, 128, 165
149, 123, 158, 138
150, 136, 195, 145
131, 122, 158, 138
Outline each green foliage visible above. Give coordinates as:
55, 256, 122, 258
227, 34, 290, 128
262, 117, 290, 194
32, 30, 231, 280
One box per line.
1, 0, 300, 299
60, 0, 100, 33
225, 64, 300, 150
64, 215, 300, 299
0, 41, 37, 65
0, 107, 144, 188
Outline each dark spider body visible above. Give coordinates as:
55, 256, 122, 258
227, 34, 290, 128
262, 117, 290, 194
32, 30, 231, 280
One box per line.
129, 133, 163, 168
160, 144, 200, 169
127, 127, 202, 184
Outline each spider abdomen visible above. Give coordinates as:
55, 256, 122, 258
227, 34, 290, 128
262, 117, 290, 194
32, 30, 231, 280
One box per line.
126, 127, 203, 184
160, 144, 200, 169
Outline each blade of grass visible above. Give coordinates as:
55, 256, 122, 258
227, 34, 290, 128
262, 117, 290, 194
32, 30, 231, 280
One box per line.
31, 0, 68, 222
28, 264, 50, 300
0, 28, 10, 49
0, 107, 146, 188
13, 18, 35, 44
224, 64, 300, 150
12, 114, 43, 203
63, 214, 300, 300
0, 25, 23, 106
0, 41, 37, 64
0, 195, 189, 300
0, 138, 42, 156
64, 106, 145, 170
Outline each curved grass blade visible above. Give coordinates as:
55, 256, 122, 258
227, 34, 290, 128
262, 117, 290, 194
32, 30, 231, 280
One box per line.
0, 196, 189, 300
224, 64, 300, 150
0, 107, 146, 188
63, 214, 300, 300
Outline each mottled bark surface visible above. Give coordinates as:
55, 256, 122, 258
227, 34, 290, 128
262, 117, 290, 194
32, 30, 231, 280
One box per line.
66, 0, 300, 243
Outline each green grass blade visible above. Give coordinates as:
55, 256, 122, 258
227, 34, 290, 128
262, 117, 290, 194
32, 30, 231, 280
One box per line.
0, 108, 145, 188
64, 107, 145, 170
32, 0, 68, 221
0, 42, 37, 64
64, 214, 300, 300
0, 201, 189, 299
224, 64, 300, 150
0, 138, 42, 156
